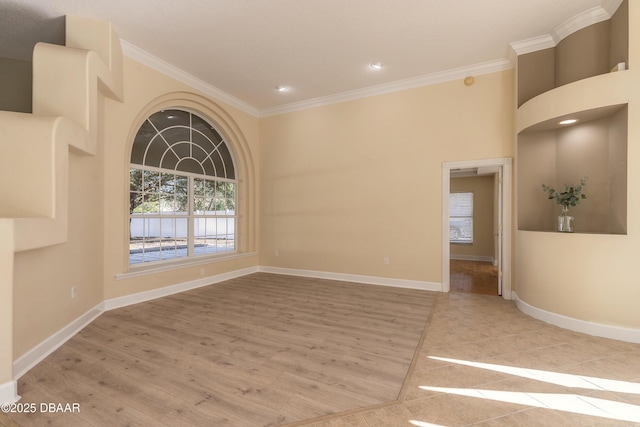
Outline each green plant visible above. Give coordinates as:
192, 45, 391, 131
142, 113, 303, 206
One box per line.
542, 176, 588, 209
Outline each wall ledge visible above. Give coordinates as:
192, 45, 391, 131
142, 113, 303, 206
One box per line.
115, 252, 258, 280
514, 292, 640, 343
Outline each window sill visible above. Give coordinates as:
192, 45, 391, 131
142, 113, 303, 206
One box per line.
115, 251, 258, 280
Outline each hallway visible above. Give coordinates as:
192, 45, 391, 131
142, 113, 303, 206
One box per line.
450, 259, 499, 295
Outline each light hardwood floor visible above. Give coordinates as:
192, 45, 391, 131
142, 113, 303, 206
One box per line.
6, 273, 640, 426
450, 259, 498, 295
1, 273, 437, 427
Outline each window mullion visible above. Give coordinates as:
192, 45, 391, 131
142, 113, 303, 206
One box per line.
449, 192, 474, 244
188, 175, 195, 257
129, 110, 237, 266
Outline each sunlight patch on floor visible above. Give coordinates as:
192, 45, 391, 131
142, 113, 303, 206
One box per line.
420, 356, 640, 423
429, 356, 640, 394
419, 386, 640, 423
409, 420, 447, 427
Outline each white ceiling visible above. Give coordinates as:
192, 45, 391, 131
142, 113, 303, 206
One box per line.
0, 0, 623, 116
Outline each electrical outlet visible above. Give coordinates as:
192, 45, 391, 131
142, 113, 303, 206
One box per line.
275, 249, 279, 257
71, 286, 77, 299
383, 257, 389, 265
200, 268, 205, 276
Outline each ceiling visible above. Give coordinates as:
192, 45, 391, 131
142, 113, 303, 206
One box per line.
0, 0, 623, 116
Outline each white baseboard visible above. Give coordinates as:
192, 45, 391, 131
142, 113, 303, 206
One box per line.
13, 265, 439, 382
13, 303, 103, 380
450, 254, 495, 263
13, 266, 259, 380
258, 266, 442, 292
103, 266, 259, 310
11, 271, 640, 387
0, 380, 19, 404
514, 292, 640, 343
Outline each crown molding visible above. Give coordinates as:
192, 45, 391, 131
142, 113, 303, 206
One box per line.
602, 0, 625, 17
122, 0, 624, 118
551, 6, 611, 44
510, 1, 624, 60
509, 34, 556, 57
259, 58, 513, 117
123, 38, 511, 118
120, 40, 260, 117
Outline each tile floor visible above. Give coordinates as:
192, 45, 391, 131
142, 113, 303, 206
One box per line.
292, 292, 640, 427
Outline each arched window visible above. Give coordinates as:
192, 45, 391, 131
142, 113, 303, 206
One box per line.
129, 109, 236, 265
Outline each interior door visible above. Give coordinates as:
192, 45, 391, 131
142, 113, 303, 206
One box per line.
497, 167, 503, 296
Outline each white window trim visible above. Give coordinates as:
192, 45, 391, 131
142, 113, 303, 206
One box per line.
129, 164, 237, 265
118, 251, 257, 280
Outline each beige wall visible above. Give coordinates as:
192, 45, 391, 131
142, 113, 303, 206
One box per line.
12, 57, 261, 358
450, 175, 496, 260
518, 0, 628, 107
611, 0, 629, 68
11, 41, 513, 362
259, 70, 514, 283
555, 21, 611, 87
517, 48, 554, 107
0, 58, 32, 113
609, 107, 628, 232
13, 148, 105, 357
11, 0, 639, 368
517, 130, 557, 231
101, 58, 260, 301
557, 117, 613, 233
515, 1, 640, 329
517, 109, 627, 234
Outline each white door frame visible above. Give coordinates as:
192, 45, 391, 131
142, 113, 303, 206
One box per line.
442, 157, 512, 300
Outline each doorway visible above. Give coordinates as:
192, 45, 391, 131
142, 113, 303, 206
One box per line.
442, 158, 512, 300
450, 260, 499, 295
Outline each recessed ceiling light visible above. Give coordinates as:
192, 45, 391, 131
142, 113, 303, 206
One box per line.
559, 119, 578, 125
277, 85, 289, 92
370, 62, 384, 70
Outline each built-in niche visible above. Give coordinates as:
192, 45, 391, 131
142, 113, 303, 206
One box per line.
517, 104, 627, 234
517, 0, 628, 107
